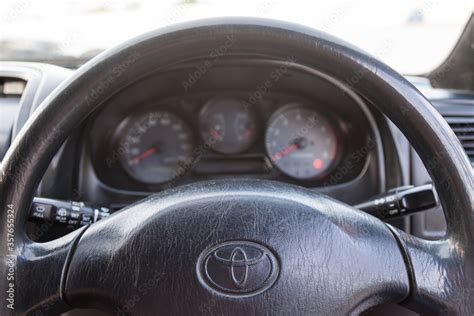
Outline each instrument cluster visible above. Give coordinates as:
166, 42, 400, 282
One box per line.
82, 59, 379, 204
112, 97, 341, 186
86, 86, 375, 197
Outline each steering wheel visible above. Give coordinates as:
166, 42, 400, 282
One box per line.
1, 18, 473, 315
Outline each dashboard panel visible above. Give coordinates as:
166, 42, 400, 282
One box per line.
3, 60, 472, 242
84, 59, 381, 205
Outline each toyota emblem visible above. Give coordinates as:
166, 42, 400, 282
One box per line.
197, 241, 279, 297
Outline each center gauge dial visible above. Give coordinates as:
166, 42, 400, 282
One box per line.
199, 97, 259, 154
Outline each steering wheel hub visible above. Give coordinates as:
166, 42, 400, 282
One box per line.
59, 180, 410, 314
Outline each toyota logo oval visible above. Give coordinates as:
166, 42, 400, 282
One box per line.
197, 241, 279, 297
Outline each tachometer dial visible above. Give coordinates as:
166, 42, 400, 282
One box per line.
199, 97, 258, 154
119, 111, 194, 184
265, 105, 338, 180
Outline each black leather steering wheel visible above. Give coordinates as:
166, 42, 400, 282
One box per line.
1, 18, 473, 315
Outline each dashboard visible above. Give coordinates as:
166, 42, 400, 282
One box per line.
1, 60, 473, 241
82, 59, 381, 209
1, 17, 473, 315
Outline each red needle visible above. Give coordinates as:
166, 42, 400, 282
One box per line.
210, 128, 221, 140
130, 147, 157, 164
241, 128, 252, 140
271, 143, 298, 161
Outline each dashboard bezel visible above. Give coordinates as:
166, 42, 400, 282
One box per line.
81, 57, 386, 207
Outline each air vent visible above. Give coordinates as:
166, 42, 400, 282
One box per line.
445, 116, 474, 166
0, 77, 26, 96
0, 77, 27, 160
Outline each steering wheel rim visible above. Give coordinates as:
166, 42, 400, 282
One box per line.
0, 18, 472, 315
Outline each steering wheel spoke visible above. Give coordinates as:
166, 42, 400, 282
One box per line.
389, 226, 474, 315
9, 227, 87, 315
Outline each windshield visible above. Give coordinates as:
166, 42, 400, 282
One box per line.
1, 0, 472, 74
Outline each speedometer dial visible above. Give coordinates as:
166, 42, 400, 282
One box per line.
265, 105, 338, 180
120, 111, 194, 184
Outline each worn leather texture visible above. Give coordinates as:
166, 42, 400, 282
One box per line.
64, 180, 410, 315
0, 18, 472, 315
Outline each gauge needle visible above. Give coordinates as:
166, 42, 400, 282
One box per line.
271, 143, 298, 161
130, 147, 157, 164
210, 128, 221, 140
240, 128, 252, 140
